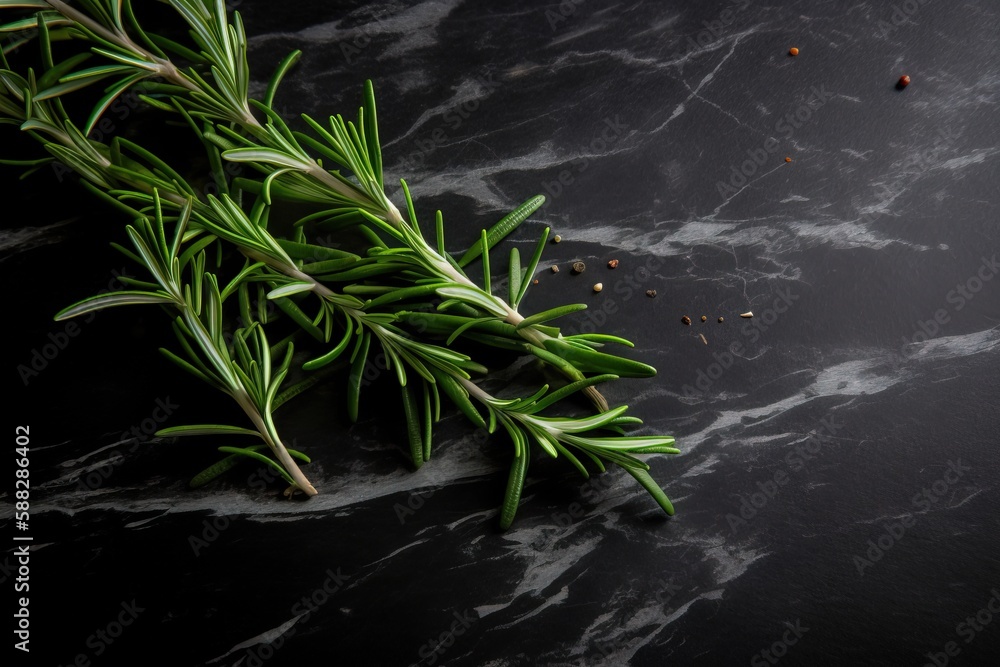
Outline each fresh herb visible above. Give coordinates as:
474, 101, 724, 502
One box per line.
1, 0, 679, 527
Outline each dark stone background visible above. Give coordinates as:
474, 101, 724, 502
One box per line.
4, 1, 999, 665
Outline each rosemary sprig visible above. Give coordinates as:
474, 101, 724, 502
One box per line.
1, 0, 680, 526
53, 192, 319, 496
1, 0, 658, 407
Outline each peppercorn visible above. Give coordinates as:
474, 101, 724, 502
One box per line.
571, 261, 586, 274
701, 315, 707, 322
681, 315, 692, 326
550, 265, 559, 273
607, 259, 619, 269
646, 289, 657, 298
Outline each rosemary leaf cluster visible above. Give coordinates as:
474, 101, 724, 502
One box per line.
0, 0, 678, 528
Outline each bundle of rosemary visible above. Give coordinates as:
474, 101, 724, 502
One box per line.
0, 0, 678, 528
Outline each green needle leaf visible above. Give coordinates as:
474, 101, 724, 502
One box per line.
514, 303, 587, 331
499, 447, 529, 530
363, 79, 383, 189
347, 330, 371, 422
187, 444, 311, 489
401, 382, 424, 469
264, 49, 300, 109
435, 286, 507, 318
508, 247, 521, 307
302, 319, 353, 370
624, 467, 675, 516
267, 281, 314, 299
54, 291, 176, 320
514, 226, 550, 307
457, 194, 545, 267
217, 446, 296, 486
156, 424, 262, 437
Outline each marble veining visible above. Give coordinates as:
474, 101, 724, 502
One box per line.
4, 0, 1000, 665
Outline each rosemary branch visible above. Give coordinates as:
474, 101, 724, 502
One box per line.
0, 0, 680, 526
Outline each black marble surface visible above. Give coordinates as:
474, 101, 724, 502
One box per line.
4, 1, 1000, 665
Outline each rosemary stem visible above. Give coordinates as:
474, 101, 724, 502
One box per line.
236, 392, 318, 496
43, 1, 263, 128
181, 295, 318, 495
45, 0, 200, 95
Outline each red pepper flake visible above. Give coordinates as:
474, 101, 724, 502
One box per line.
898, 75, 911, 89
